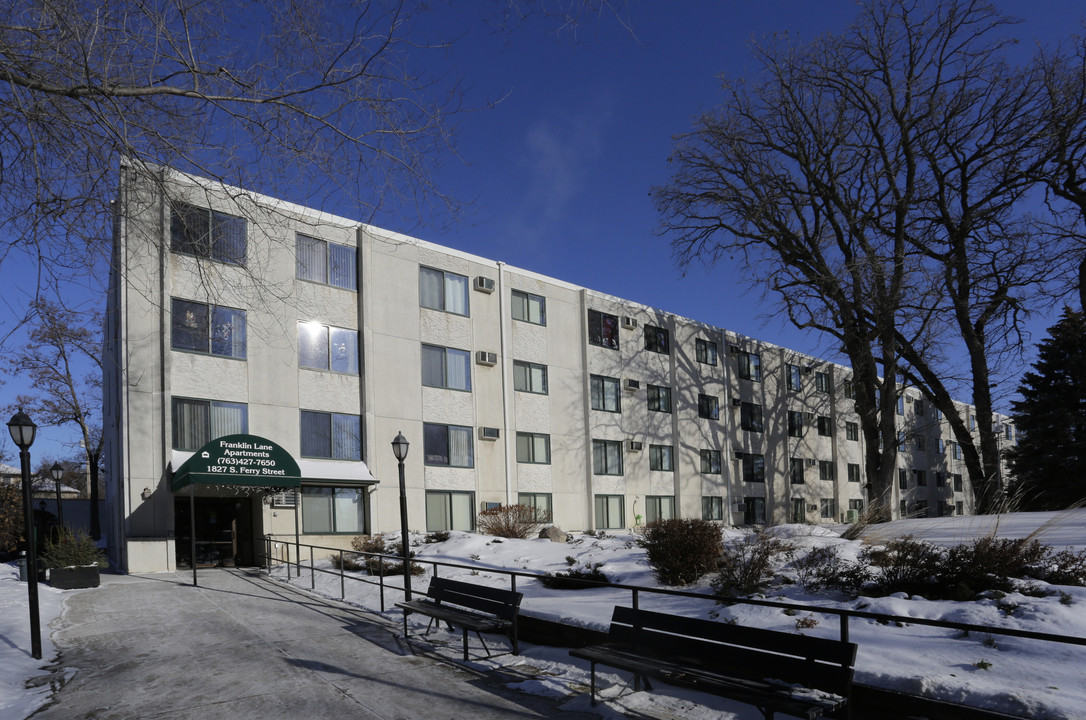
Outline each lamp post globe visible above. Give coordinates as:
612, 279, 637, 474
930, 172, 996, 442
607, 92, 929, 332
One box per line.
391, 432, 412, 601
7, 409, 41, 660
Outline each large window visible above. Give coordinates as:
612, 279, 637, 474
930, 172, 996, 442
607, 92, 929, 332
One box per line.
700, 449, 721, 474
738, 351, 762, 382
843, 379, 855, 399
649, 445, 674, 471
511, 290, 546, 325
647, 384, 671, 413
518, 493, 553, 522
848, 463, 861, 483
819, 460, 835, 482
821, 498, 838, 519
423, 423, 474, 467
743, 497, 766, 525
846, 422, 859, 441
788, 410, 804, 438
646, 496, 675, 523
515, 432, 551, 464
592, 439, 623, 475
645, 325, 670, 354
513, 361, 548, 394
419, 267, 469, 315
789, 458, 805, 484
300, 411, 361, 460
170, 202, 247, 265
698, 394, 719, 420
817, 416, 833, 437
740, 402, 764, 433
171, 398, 247, 450
422, 344, 472, 391
696, 338, 718, 366
298, 322, 358, 373
296, 235, 357, 290
740, 453, 765, 483
426, 491, 475, 532
301, 486, 367, 534
590, 375, 621, 412
815, 371, 830, 393
594, 494, 624, 529
588, 309, 619, 350
786, 363, 802, 391
702, 496, 724, 521
171, 299, 246, 359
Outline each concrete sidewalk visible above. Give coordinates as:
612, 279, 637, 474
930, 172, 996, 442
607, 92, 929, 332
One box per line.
32, 569, 598, 719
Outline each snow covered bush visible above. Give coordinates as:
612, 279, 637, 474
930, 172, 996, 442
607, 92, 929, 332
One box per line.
712, 530, 794, 597
861, 535, 945, 596
638, 518, 722, 586
476, 504, 547, 539
349, 534, 424, 576
791, 545, 871, 595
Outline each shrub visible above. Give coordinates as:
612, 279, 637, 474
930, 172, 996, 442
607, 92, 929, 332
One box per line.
41, 525, 104, 568
476, 504, 548, 539
350, 534, 424, 576
639, 518, 723, 586
862, 535, 945, 596
1033, 547, 1086, 586
540, 563, 609, 589
0, 484, 22, 554
424, 530, 450, 544
329, 553, 365, 572
790, 545, 871, 595
943, 536, 1050, 597
712, 531, 794, 597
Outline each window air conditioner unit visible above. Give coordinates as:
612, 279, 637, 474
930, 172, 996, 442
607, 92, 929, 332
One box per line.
728, 344, 742, 354
805, 458, 817, 467
905, 395, 914, 403
735, 503, 747, 512
479, 426, 500, 441
734, 450, 745, 459
473, 276, 495, 293
844, 509, 860, 523
622, 316, 638, 329
731, 397, 743, 407
626, 440, 643, 452
624, 378, 640, 391
475, 350, 498, 366
807, 503, 818, 512
804, 412, 815, 421
482, 501, 502, 511
804, 365, 813, 374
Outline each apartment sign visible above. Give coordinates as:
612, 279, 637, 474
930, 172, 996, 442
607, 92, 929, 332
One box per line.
172, 434, 301, 490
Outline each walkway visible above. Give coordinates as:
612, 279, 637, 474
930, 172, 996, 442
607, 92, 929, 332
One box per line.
32, 569, 597, 719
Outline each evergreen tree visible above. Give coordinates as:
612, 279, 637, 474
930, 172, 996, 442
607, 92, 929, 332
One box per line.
1008, 308, 1086, 509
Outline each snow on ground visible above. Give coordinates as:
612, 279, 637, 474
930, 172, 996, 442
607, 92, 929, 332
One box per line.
2, 510, 1085, 719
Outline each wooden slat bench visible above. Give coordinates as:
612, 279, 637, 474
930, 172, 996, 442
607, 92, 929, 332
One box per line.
569, 606, 857, 720
396, 576, 523, 661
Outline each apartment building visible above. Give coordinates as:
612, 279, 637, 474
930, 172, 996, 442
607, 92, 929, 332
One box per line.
103, 166, 1000, 573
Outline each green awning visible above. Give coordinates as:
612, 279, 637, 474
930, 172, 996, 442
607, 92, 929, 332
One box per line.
171, 434, 301, 492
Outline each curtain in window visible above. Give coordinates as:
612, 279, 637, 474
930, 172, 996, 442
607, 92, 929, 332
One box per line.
421, 345, 445, 387
333, 488, 364, 533
450, 492, 474, 531
212, 211, 247, 265
419, 267, 444, 310
211, 307, 246, 358
444, 273, 468, 315
332, 414, 361, 460
329, 244, 357, 290
171, 299, 209, 352
301, 487, 334, 533
300, 411, 331, 457
445, 348, 470, 391
329, 328, 358, 374
296, 235, 327, 283
425, 492, 451, 531
172, 398, 209, 450
211, 402, 247, 437
448, 426, 473, 467
298, 323, 329, 369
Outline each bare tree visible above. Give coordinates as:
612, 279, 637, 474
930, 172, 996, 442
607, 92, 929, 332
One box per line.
4, 299, 104, 537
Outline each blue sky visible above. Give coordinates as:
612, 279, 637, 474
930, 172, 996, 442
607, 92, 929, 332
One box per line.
3, 0, 1084, 462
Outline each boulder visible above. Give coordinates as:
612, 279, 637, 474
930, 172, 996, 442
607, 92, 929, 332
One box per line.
538, 525, 568, 543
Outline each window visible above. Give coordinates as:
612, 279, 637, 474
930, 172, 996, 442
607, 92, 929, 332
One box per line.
426, 490, 475, 532
938, 437, 946, 454
741, 402, 764, 433
843, 379, 855, 399
518, 493, 553, 522
897, 431, 906, 450
588, 309, 619, 350
515, 432, 551, 464
914, 398, 926, 417
700, 449, 721, 474
649, 445, 674, 471
511, 290, 546, 325
298, 323, 359, 374
897, 395, 905, 415
741, 453, 765, 483
696, 338, 718, 366
847, 463, 861, 483
300, 411, 361, 460
817, 416, 832, 437
171, 398, 247, 450
898, 469, 908, 489
846, 422, 859, 441
296, 234, 356, 290
594, 494, 625, 529
788, 411, 804, 438
791, 498, 807, 523
171, 299, 246, 359
419, 266, 469, 315
646, 496, 675, 523
737, 351, 762, 382
590, 375, 621, 412
968, 413, 976, 430
935, 471, 946, 487
849, 499, 865, 514
592, 439, 623, 475
820, 498, 838, 519
951, 441, 962, 460
301, 486, 368, 534
939, 500, 954, 517
513, 361, 548, 394
645, 325, 670, 354
819, 460, 835, 482
423, 423, 474, 467
421, 344, 472, 391
170, 202, 247, 265
786, 363, 802, 391
815, 372, 830, 393
702, 496, 724, 521
915, 436, 926, 452
914, 500, 929, 518
698, 394, 719, 420
953, 474, 963, 492
914, 469, 927, 486
647, 385, 672, 413
900, 500, 908, 518
955, 501, 964, 515
743, 497, 766, 525
790, 458, 805, 484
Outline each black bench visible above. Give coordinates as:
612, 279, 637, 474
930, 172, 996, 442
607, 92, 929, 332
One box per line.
395, 576, 523, 661
569, 606, 856, 720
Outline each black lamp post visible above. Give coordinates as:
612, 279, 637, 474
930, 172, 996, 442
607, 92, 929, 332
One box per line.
8, 409, 41, 660
391, 431, 412, 601
50, 462, 64, 527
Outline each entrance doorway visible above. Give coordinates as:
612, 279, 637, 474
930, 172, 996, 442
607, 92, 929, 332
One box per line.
175, 496, 256, 568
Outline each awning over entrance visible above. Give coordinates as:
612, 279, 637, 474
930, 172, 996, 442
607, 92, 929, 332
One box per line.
171, 434, 301, 493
